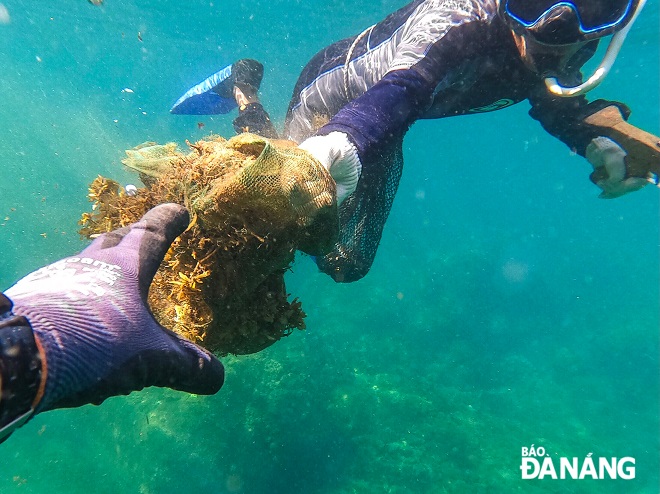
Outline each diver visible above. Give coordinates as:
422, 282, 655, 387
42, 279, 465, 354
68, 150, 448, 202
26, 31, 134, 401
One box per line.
171, 0, 654, 283
0, 204, 225, 444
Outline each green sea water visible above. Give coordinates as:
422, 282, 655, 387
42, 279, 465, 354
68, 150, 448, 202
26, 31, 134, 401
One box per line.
0, 1, 658, 493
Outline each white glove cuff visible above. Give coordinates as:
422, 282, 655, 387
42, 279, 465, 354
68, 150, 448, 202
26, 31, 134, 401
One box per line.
325, 132, 362, 204
300, 132, 362, 205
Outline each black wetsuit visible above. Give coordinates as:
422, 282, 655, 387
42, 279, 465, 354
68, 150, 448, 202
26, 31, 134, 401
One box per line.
241, 0, 629, 282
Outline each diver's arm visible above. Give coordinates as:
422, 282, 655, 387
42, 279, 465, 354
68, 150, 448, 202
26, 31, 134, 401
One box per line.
528, 86, 649, 197
314, 3, 495, 164
316, 68, 434, 163
528, 84, 631, 157
0, 205, 224, 443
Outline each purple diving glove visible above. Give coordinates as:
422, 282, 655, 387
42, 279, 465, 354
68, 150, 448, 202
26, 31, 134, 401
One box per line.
4, 204, 224, 412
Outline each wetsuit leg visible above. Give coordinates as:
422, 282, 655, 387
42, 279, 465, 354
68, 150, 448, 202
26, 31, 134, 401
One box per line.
284, 36, 355, 142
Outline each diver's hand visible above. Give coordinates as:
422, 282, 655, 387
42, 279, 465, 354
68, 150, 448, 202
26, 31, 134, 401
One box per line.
5, 204, 224, 412
586, 137, 648, 198
299, 131, 362, 205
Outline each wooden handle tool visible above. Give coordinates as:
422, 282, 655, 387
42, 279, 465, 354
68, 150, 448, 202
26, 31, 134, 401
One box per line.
584, 106, 660, 181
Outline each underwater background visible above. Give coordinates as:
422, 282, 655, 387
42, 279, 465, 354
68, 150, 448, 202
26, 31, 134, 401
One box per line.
0, 1, 658, 492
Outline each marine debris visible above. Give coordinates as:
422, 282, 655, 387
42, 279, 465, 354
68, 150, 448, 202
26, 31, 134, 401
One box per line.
80, 133, 337, 355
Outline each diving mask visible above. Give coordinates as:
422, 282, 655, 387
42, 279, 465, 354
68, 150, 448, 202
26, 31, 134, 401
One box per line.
501, 0, 646, 96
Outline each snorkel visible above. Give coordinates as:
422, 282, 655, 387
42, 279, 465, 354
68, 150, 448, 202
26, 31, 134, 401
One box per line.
545, 0, 647, 96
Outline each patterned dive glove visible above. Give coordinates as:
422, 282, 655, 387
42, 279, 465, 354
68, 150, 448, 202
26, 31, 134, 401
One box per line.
4, 204, 224, 412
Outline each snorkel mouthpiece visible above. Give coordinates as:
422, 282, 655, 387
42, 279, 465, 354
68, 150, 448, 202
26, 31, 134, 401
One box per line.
545, 0, 646, 97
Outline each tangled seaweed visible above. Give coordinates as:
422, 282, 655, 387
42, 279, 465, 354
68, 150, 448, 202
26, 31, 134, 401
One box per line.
79, 134, 337, 355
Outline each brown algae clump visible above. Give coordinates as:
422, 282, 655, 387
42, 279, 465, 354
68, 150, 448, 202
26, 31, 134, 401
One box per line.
79, 133, 338, 355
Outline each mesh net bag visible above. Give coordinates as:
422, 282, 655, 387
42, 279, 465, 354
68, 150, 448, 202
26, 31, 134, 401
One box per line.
80, 133, 337, 355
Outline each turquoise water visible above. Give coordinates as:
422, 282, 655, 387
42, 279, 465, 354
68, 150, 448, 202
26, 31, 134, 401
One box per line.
1, 1, 658, 492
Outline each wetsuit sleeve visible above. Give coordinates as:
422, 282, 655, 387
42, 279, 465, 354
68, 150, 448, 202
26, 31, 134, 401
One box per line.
312, 2, 495, 282
528, 86, 631, 157
0, 293, 43, 444
317, 0, 493, 160
317, 68, 435, 162
312, 69, 433, 282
